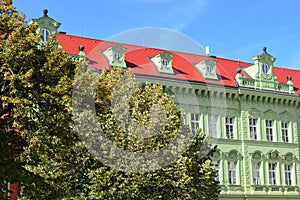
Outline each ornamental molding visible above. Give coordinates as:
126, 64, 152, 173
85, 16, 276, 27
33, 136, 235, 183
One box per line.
279, 111, 293, 121
187, 105, 205, 114
30, 9, 61, 36
210, 149, 222, 161
235, 48, 295, 94
263, 109, 277, 119
251, 151, 262, 162
248, 108, 261, 118
226, 150, 240, 162
267, 149, 280, 162
284, 153, 294, 163
207, 106, 226, 116
224, 108, 239, 117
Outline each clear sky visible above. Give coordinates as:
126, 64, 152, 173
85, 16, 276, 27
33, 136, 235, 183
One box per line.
13, 0, 300, 69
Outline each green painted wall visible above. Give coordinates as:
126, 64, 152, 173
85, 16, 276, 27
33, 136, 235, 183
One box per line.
136, 75, 300, 200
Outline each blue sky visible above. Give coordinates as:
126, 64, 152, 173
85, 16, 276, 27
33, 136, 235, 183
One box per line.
14, 0, 300, 69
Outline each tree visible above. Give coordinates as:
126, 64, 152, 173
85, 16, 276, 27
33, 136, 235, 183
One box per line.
1, 1, 220, 199
73, 67, 220, 199
0, 0, 81, 198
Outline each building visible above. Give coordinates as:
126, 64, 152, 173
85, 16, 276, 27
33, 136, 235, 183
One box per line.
10, 10, 300, 200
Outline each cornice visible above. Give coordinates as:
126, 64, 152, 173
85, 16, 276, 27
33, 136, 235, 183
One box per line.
238, 88, 300, 108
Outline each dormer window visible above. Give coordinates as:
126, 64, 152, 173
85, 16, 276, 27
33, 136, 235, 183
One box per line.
101, 44, 127, 68
194, 58, 218, 80
30, 10, 61, 42
41, 28, 50, 42
150, 52, 174, 75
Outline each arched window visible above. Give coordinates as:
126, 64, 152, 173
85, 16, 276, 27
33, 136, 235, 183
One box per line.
41, 28, 50, 42
251, 151, 262, 185
227, 150, 239, 185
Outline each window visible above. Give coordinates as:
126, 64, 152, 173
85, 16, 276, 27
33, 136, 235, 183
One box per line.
114, 52, 122, 61
190, 113, 200, 133
211, 160, 220, 182
249, 118, 257, 140
252, 162, 261, 185
228, 161, 237, 185
225, 117, 234, 139
266, 120, 274, 142
207, 65, 213, 73
262, 63, 269, 74
269, 163, 277, 185
41, 28, 50, 42
282, 122, 289, 143
285, 164, 293, 186
162, 59, 169, 67
209, 115, 218, 138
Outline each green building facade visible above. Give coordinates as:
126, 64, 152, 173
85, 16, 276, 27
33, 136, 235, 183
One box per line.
32, 11, 300, 200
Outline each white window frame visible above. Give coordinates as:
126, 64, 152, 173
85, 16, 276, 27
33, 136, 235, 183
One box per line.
249, 118, 258, 140
285, 164, 293, 186
209, 115, 218, 138
41, 28, 50, 43
269, 163, 277, 185
252, 162, 261, 185
211, 160, 220, 182
281, 122, 289, 143
266, 120, 274, 142
228, 161, 237, 185
225, 117, 235, 139
190, 113, 200, 133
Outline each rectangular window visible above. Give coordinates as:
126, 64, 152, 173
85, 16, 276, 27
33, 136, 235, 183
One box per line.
228, 161, 237, 185
190, 113, 200, 133
211, 160, 220, 182
225, 117, 234, 139
269, 163, 277, 185
266, 120, 274, 142
282, 122, 289, 143
209, 115, 218, 138
252, 162, 261, 185
249, 118, 257, 140
285, 164, 292, 186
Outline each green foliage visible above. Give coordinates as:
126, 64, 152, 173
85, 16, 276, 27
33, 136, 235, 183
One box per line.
1, 1, 220, 199
1, 0, 79, 198
72, 66, 220, 199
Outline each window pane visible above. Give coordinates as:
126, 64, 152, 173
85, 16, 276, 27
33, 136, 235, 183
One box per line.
282, 122, 289, 143
226, 117, 234, 139
266, 120, 274, 142
41, 29, 50, 42
212, 160, 220, 182
249, 118, 257, 140
209, 115, 218, 138
190, 113, 200, 133
269, 163, 277, 185
228, 161, 237, 185
252, 162, 261, 185
285, 164, 292, 186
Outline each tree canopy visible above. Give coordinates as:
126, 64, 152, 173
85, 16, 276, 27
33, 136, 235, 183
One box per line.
0, 1, 220, 199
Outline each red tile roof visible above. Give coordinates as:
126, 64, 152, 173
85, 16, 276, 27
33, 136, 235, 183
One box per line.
57, 33, 300, 95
